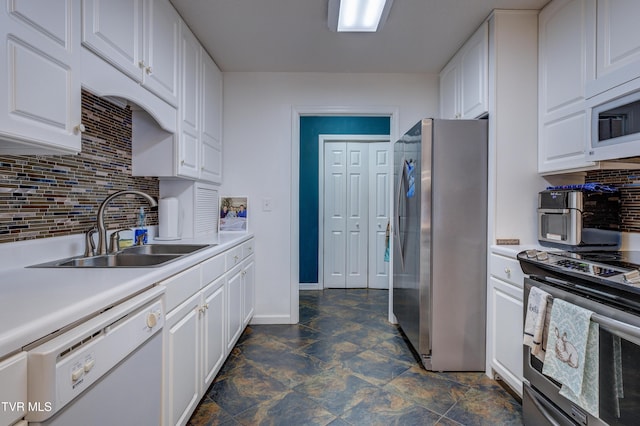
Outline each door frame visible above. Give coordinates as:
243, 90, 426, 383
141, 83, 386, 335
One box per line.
317, 135, 390, 290
290, 106, 400, 324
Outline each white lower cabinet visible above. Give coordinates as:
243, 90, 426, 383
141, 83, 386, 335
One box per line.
0, 352, 27, 426
164, 291, 201, 426
242, 259, 255, 328
226, 265, 243, 352
202, 279, 225, 388
487, 251, 524, 397
226, 254, 255, 351
162, 238, 254, 426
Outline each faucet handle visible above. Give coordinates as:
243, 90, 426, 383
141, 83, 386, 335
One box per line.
84, 228, 98, 257
109, 228, 132, 253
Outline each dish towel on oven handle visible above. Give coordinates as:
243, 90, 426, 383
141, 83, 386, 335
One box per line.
523, 286, 551, 361
542, 299, 599, 417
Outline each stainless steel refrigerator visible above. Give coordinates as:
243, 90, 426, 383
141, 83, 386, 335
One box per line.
393, 118, 487, 371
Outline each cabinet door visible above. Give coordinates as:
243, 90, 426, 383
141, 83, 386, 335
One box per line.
460, 22, 488, 119
439, 60, 458, 119
82, 0, 143, 81
142, 0, 179, 106
177, 22, 200, 179
0, 0, 82, 154
589, 0, 640, 96
202, 278, 225, 390
226, 268, 243, 351
242, 258, 255, 327
164, 293, 201, 426
538, 0, 595, 172
200, 51, 223, 183
489, 277, 523, 396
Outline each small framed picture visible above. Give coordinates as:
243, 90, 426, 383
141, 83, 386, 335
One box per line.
219, 196, 248, 232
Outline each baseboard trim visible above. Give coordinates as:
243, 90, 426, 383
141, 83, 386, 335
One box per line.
299, 283, 322, 291
250, 315, 293, 325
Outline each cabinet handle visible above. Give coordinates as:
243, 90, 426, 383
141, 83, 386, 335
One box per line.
146, 66, 153, 75
181, 160, 185, 166
234, 255, 239, 263
73, 123, 86, 134
504, 267, 511, 275
138, 60, 145, 69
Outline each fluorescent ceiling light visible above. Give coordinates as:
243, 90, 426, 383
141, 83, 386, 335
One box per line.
328, 0, 393, 32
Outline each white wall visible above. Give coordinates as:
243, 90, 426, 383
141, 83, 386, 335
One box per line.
222, 72, 439, 324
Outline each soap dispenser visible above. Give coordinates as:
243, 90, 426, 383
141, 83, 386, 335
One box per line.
134, 207, 148, 245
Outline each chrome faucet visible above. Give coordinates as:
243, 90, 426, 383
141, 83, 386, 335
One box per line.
96, 190, 157, 255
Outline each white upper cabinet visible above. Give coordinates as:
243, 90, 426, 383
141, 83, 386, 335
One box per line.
587, 0, 640, 97
440, 21, 488, 119
82, 0, 179, 106
143, 0, 180, 105
538, 0, 596, 173
200, 52, 223, 183
132, 21, 223, 184
176, 24, 223, 183
177, 22, 201, 179
0, 0, 83, 154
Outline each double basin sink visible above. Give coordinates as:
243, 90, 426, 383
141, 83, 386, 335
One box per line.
30, 244, 212, 268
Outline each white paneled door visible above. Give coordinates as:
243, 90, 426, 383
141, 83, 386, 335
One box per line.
323, 140, 389, 289
368, 143, 391, 289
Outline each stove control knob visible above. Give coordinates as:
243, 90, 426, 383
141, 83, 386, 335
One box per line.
526, 249, 538, 258
623, 269, 640, 283
536, 251, 549, 261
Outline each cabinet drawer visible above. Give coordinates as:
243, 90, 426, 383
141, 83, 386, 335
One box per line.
164, 265, 201, 312
490, 253, 524, 287
225, 246, 243, 270
201, 254, 225, 286
242, 239, 254, 259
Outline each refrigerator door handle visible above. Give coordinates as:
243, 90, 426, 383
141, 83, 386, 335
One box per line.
395, 157, 406, 271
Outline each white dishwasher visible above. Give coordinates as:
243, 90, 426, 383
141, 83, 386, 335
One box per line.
25, 286, 165, 426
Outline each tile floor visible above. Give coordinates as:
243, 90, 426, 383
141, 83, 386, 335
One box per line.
188, 289, 523, 425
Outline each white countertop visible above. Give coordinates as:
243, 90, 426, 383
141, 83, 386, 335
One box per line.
0, 232, 252, 358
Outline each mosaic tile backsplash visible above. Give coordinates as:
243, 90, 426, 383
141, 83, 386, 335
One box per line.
0, 90, 159, 244
586, 169, 640, 233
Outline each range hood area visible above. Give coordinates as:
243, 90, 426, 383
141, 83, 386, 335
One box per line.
81, 47, 177, 135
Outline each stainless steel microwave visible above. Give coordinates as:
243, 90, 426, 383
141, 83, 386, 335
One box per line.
589, 88, 640, 161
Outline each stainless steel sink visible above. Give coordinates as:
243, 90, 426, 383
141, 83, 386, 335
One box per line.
120, 244, 211, 255
28, 244, 214, 268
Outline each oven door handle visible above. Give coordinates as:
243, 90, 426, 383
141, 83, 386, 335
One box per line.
592, 313, 640, 346
523, 385, 562, 426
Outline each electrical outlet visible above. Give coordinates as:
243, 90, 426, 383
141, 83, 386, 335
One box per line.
262, 198, 273, 211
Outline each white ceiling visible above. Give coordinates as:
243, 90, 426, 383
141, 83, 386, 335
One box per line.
170, 0, 550, 74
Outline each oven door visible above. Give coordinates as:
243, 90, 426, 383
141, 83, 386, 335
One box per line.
524, 277, 640, 426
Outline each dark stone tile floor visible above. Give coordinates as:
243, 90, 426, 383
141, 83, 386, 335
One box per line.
188, 289, 523, 425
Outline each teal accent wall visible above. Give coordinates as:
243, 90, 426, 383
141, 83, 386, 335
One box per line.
299, 116, 390, 283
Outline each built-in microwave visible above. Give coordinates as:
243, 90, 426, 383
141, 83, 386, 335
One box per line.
588, 88, 640, 161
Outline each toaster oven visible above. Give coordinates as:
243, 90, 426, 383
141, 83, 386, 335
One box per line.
538, 185, 621, 251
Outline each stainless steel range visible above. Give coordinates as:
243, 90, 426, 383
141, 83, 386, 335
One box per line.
518, 249, 640, 426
